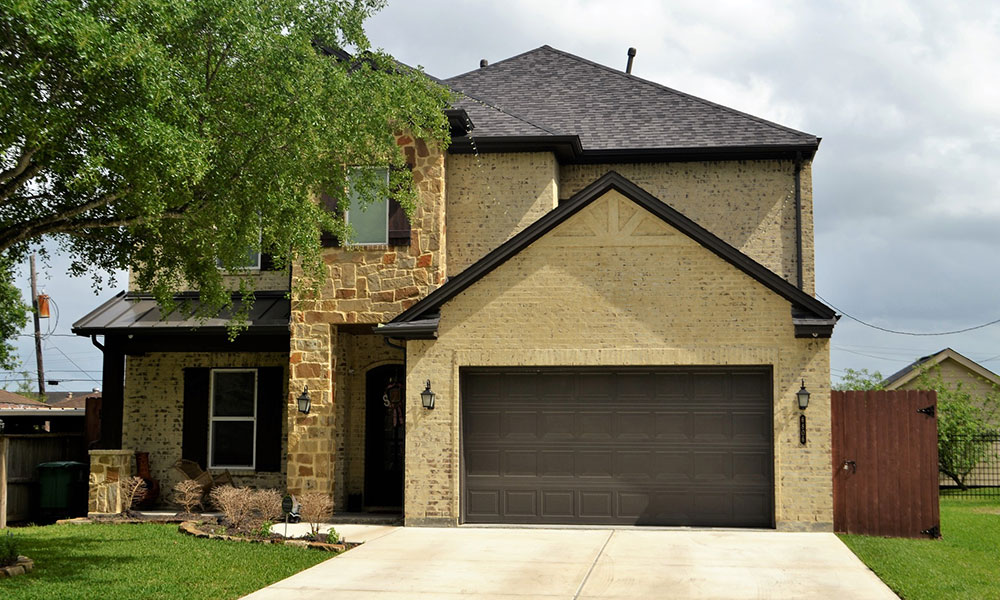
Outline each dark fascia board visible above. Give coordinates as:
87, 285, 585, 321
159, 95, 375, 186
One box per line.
445, 109, 474, 137
373, 315, 441, 339
390, 171, 837, 335
448, 135, 818, 165
449, 135, 583, 162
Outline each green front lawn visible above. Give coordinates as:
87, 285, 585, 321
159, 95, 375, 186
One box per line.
840, 497, 1000, 599
1, 523, 331, 599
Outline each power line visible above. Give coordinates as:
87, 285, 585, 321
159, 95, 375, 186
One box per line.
818, 293, 1000, 336
46, 342, 101, 385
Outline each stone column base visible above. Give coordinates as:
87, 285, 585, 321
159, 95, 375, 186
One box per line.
88, 449, 134, 516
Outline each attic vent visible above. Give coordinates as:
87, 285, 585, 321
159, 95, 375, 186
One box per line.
626, 47, 637, 74
480, 59, 488, 68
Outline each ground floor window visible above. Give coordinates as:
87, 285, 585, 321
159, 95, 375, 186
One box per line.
209, 369, 257, 469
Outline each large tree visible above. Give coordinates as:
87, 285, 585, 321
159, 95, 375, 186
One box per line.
0, 0, 450, 327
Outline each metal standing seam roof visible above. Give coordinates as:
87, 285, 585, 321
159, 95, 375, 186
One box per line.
445, 45, 819, 153
71, 291, 290, 336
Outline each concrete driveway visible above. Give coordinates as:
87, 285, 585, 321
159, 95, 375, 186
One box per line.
244, 526, 898, 599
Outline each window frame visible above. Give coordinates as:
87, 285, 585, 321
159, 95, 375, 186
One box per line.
207, 368, 258, 470
345, 167, 390, 246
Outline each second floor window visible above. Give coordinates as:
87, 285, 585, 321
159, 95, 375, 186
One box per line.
346, 167, 390, 245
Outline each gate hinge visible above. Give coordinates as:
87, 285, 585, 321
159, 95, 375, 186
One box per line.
920, 525, 940, 538
917, 405, 935, 417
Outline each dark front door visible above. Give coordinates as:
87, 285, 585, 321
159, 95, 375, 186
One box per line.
462, 367, 774, 527
365, 364, 405, 509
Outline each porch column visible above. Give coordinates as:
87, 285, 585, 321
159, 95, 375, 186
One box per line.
286, 298, 336, 498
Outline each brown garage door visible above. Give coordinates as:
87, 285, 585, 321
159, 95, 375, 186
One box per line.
462, 367, 774, 527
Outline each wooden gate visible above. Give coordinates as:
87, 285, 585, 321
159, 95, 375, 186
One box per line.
831, 390, 940, 538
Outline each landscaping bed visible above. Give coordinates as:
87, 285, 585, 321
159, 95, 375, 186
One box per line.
839, 497, 1000, 599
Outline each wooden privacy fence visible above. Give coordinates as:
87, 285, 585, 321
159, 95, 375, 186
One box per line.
1, 433, 86, 527
831, 390, 940, 538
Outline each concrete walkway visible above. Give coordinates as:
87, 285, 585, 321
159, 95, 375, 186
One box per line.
244, 526, 898, 599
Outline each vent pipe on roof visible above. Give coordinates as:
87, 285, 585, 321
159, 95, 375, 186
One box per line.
480, 59, 488, 68
626, 47, 637, 74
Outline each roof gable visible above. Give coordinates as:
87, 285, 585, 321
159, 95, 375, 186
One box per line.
883, 348, 1000, 389
446, 46, 819, 160
378, 171, 835, 338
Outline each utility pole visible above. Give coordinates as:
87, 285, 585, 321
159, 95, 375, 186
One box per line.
29, 254, 45, 397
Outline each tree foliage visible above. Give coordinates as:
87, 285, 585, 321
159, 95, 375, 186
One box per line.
914, 368, 999, 489
0, 0, 450, 328
832, 368, 885, 391
0, 257, 28, 369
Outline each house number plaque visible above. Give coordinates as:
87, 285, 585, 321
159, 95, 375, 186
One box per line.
799, 414, 807, 445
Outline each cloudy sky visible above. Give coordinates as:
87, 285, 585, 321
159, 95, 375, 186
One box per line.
7, 0, 1000, 393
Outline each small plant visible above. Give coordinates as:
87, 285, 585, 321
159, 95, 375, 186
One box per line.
298, 492, 333, 539
249, 488, 283, 524
120, 476, 147, 513
0, 531, 19, 567
173, 479, 204, 514
256, 521, 273, 538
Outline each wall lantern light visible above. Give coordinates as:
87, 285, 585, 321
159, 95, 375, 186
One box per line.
297, 386, 311, 415
420, 380, 436, 410
796, 380, 810, 411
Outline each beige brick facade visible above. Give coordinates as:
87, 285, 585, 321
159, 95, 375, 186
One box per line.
445, 152, 559, 273
403, 190, 832, 530
559, 160, 815, 294
121, 351, 288, 504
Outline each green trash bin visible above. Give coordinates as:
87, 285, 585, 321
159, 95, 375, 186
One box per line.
37, 461, 88, 520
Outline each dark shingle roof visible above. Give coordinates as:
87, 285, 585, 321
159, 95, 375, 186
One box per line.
445, 46, 818, 154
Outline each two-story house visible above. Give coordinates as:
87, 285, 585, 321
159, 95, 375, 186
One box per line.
74, 45, 837, 530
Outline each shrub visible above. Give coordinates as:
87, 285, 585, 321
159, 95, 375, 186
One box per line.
210, 485, 254, 531
0, 531, 19, 567
173, 479, 204, 513
210, 486, 285, 535
298, 492, 333, 539
120, 476, 147, 512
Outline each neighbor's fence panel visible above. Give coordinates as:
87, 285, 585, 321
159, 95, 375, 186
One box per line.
939, 433, 1000, 497
2, 434, 86, 524
832, 390, 940, 538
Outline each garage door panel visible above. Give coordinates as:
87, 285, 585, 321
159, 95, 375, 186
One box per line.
579, 411, 613, 439
617, 411, 655, 440
462, 368, 773, 526
578, 451, 613, 478
466, 450, 501, 477
466, 410, 501, 439
655, 412, 692, 439
693, 412, 730, 439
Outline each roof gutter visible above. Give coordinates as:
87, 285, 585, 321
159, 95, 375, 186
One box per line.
448, 136, 819, 165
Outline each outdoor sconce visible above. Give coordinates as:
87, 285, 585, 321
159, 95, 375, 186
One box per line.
797, 380, 811, 410
297, 386, 311, 415
420, 380, 436, 410
797, 380, 810, 445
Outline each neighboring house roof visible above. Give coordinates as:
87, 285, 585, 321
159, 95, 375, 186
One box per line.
0, 389, 50, 409
882, 348, 1000, 390
377, 171, 836, 339
47, 390, 100, 409
446, 45, 819, 161
72, 291, 290, 336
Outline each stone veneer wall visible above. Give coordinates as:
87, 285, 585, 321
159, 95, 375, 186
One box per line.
445, 152, 559, 274
120, 351, 288, 504
559, 160, 815, 294
403, 190, 832, 530
286, 134, 447, 499
88, 449, 133, 515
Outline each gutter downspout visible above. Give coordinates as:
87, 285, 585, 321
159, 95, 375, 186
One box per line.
794, 152, 804, 290
384, 337, 405, 351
